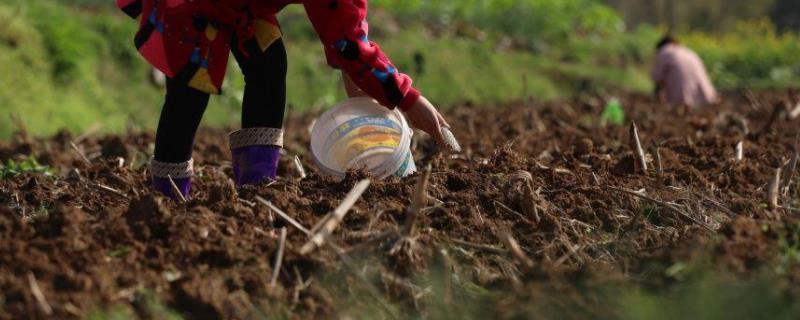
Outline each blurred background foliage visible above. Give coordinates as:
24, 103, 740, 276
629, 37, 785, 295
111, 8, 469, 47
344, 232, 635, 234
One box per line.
0, 0, 798, 138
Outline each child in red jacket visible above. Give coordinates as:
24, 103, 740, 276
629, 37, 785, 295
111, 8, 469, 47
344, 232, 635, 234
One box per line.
117, 0, 450, 199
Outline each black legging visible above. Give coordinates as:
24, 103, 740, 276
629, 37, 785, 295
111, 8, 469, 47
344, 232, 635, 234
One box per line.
154, 39, 288, 163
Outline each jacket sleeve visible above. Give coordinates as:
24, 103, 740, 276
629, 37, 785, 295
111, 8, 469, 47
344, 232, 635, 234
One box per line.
117, 0, 242, 25
303, 0, 420, 111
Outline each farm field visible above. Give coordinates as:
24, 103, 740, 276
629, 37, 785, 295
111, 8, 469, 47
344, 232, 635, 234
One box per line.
1, 91, 799, 319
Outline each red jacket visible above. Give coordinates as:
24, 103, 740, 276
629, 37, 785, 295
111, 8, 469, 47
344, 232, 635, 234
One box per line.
116, 0, 420, 110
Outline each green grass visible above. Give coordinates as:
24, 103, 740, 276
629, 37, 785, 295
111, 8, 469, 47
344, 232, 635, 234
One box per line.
1, 1, 799, 139
683, 19, 800, 89
72, 252, 800, 320
0, 1, 645, 139
777, 222, 800, 275
621, 276, 797, 320
0, 156, 53, 179
0, 1, 163, 138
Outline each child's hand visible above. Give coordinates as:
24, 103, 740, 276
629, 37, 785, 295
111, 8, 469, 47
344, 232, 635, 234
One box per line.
404, 96, 453, 148
343, 74, 368, 98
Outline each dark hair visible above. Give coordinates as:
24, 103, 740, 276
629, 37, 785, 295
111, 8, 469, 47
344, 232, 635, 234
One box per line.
656, 35, 677, 50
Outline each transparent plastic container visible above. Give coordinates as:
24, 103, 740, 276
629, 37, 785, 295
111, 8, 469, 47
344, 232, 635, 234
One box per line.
310, 97, 416, 179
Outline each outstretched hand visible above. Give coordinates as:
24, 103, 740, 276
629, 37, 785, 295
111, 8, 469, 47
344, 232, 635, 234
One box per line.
342, 75, 458, 151
404, 96, 454, 148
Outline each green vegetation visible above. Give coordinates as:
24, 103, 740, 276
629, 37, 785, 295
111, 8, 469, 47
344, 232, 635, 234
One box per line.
86, 306, 136, 320
371, 0, 624, 49
0, 156, 53, 179
1, 0, 799, 139
682, 20, 800, 89
601, 97, 626, 125
607, 0, 783, 32
777, 222, 800, 275
621, 276, 797, 320
73, 255, 799, 319
0, 0, 163, 138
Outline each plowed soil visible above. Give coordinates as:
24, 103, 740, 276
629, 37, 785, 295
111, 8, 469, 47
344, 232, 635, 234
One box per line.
1, 91, 799, 319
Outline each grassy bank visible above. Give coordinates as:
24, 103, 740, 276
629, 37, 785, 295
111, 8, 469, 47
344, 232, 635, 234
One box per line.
0, 1, 646, 139
1, 1, 799, 139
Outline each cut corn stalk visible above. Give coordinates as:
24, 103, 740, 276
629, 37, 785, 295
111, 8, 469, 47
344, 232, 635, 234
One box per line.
300, 179, 370, 255
404, 165, 432, 236
735, 141, 744, 162
629, 121, 647, 173
768, 167, 782, 210
293, 155, 307, 179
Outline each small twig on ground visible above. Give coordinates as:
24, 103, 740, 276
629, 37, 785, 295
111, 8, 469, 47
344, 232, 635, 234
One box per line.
447, 238, 508, 255
733, 115, 750, 135
270, 228, 287, 287
293, 155, 307, 179
256, 197, 311, 234
63, 302, 83, 317
745, 89, 762, 111
553, 244, 582, 268
381, 272, 430, 308
782, 150, 798, 196
259, 199, 399, 320
735, 141, 744, 162
559, 216, 595, 231
768, 167, 782, 210
521, 181, 541, 223
290, 268, 305, 305
300, 179, 370, 255
427, 195, 445, 207
167, 175, 187, 203
607, 186, 714, 232
308, 181, 369, 235
69, 142, 91, 165
404, 165, 432, 236
309, 215, 332, 235
629, 121, 648, 173
499, 228, 534, 268
12, 192, 21, 210
755, 103, 784, 138
688, 190, 737, 217
789, 102, 800, 119
450, 238, 507, 255
342, 230, 395, 256
472, 205, 485, 224
73, 123, 102, 144
366, 209, 385, 233
493, 200, 533, 225
27, 272, 53, 316
653, 144, 663, 174
93, 183, 129, 200
238, 198, 256, 208
705, 198, 736, 217
509, 170, 533, 188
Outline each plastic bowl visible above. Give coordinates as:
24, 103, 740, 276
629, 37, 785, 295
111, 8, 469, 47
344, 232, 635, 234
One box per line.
310, 97, 416, 179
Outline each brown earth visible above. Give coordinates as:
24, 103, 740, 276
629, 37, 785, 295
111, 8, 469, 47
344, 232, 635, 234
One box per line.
1, 91, 799, 319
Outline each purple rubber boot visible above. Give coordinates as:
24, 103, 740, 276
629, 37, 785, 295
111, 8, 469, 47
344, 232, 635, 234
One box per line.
229, 128, 284, 186
232, 145, 281, 185
150, 159, 193, 200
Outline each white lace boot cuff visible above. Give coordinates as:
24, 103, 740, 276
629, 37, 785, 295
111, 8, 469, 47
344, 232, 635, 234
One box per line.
229, 127, 284, 149
150, 158, 194, 179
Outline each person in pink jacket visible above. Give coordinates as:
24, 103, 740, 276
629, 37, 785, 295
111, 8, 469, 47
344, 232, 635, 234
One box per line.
652, 35, 720, 108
